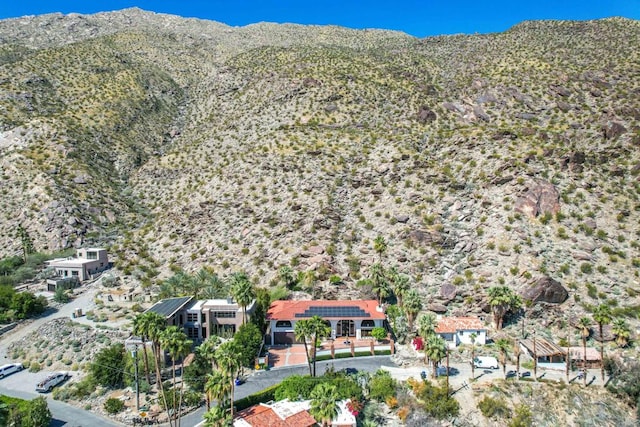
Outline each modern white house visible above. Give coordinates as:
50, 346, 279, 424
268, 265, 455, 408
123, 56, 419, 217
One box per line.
435, 316, 487, 349
46, 248, 110, 291
145, 296, 256, 343
266, 300, 386, 345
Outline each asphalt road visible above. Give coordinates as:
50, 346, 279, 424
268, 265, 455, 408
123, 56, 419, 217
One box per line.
0, 368, 119, 427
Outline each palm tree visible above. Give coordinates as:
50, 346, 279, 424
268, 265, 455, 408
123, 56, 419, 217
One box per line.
278, 266, 297, 289
369, 263, 390, 306
201, 272, 227, 299
496, 338, 511, 379
593, 304, 612, 381
309, 383, 340, 427
203, 406, 231, 427
145, 313, 168, 425
132, 313, 153, 385
215, 341, 240, 419
373, 235, 387, 262
577, 317, 591, 386
612, 318, 630, 348
470, 332, 477, 381
417, 312, 436, 363
198, 336, 221, 409
388, 268, 410, 307
294, 319, 314, 376
403, 289, 423, 331
424, 334, 447, 379
205, 370, 231, 410
229, 272, 255, 324
308, 316, 332, 377
487, 286, 522, 330
513, 340, 522, 380
160, 326, 192, 427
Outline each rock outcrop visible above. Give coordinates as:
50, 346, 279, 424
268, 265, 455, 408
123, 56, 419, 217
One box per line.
520, 277, 568, 304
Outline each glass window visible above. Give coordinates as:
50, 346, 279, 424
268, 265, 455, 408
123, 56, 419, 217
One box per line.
276, 321, 292, 328
187, 313, 199, 322
212, 311, 236, 318
86, 251, 98, 260
361, 320, 375, 328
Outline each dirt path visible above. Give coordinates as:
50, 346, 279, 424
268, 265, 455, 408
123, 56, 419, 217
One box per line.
0, 284, 99, 359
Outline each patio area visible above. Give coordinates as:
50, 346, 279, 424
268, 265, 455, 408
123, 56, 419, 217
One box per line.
266, 338, 394, 368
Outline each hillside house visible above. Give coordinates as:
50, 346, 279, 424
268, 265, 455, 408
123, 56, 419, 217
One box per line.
520, 337, 566, 370
564, 346, 602, 369
145, 296, 256, 342
266, 300, 386, 345
46, 248, 110, 291
435, 316, 487, 349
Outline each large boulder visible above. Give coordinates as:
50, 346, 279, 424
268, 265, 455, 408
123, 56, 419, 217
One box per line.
521, 277, 568, 304
515, 180, 560, 218
440, 282, 457, 301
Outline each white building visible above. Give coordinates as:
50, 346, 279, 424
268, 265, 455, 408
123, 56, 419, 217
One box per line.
46, 248, 110, 290
435, 316, 487, 349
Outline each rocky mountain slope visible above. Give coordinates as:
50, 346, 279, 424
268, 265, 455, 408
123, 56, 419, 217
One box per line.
0, 10, 638, 336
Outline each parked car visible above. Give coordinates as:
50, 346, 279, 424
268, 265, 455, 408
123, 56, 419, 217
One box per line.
436, 366, 460, 377
36, 372, 70, 393
473, 356, 499, 369
0, 363, 23, 378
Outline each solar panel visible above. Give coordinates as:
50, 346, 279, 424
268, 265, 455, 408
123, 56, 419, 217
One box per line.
294, 306, 371, 318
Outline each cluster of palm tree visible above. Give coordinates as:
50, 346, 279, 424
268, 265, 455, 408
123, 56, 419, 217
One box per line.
158, 268, 228, 300
294, 315, 332, 377
132, 312, 192, 427
575, 303, 631, 385
416, 312, 448, 379
203, 340, 241, 425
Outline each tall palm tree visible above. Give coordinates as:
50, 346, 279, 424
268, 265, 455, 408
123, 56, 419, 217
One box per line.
388, 268, 410, 307
294, 319, 314, 376
496, 338, 511, 379
201, 272, 227, 299
205, 370, 231, 410
403, 289, 423, 331
203, 406, 231, 427
197, 336, 221, 409
373, 235, 387, 262
513, 339, 522, 380
143, 312, 168, 425
229, 272, 255, 324
577, 317, 591, 386
160, 326, 192, 427
470, 332, 477, 381
132, 313, 152, 385
424, 334, 447, 379
612, 318, 630, 348
417, 312, 436, 363
593, 304, 612, 381
215, 341, 240, 419
310, 383, 340, 427
369, 263, 390, 306
308, 316, 332, 377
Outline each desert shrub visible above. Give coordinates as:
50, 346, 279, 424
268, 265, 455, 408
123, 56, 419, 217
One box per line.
509, 404, 533, 427
104, 398, 124, 414
478, 396, 512, 419
415, 380, 459, 419
369, 370, 396, 402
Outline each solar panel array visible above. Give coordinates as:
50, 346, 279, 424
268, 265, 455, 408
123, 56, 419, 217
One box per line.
295, 306, 371, 318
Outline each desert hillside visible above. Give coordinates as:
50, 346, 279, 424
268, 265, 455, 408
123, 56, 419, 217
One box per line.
0, 10, 638, 333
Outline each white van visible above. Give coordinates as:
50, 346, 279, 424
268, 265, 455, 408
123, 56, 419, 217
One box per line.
0, 363, 24, 378
473, 356, 499, 369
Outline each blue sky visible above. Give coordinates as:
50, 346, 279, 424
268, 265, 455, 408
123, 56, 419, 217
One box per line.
0, 1, 638, 38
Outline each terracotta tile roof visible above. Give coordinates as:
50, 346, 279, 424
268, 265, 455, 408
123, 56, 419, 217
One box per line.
234, 402, 316, 427
266, 300, 386, 320
435, 317, 485, 334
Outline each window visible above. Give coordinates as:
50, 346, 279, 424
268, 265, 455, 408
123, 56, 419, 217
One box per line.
187, 313, 199, 322
212, 311, 236, 318
361, 320, 375, 328
71, 271, 78, 276
186, 327, 198, 339
86, 251, 98, 260
275, 321, 292, 328
201, 313, 206, 323
211, 324, 235, 338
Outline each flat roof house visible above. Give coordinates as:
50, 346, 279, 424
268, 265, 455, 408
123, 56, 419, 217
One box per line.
520, 337, 567, 370
145, 296, 256, 343
46, 248, 109, 291
266, 300, 386, 345
435, 316, 487, 349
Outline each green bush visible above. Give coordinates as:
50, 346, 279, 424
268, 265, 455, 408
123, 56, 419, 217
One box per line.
417, 381, 460, 419
235, 383, 280, 411
104, 398, 124, 414
371, 327, 387, 341
478, 396, 511, 419
369, 370, 396, 402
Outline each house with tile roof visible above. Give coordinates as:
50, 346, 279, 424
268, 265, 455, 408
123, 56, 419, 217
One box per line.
266, 300, 386, 345
435, 316, 487, 349
233, 398, 357, 427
